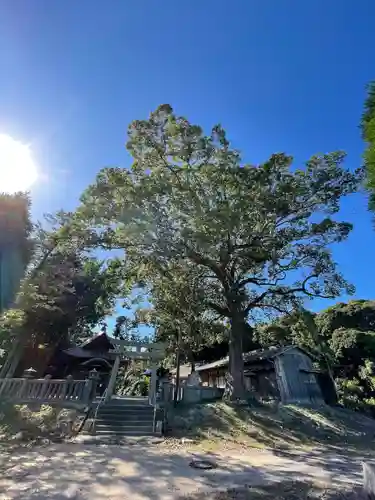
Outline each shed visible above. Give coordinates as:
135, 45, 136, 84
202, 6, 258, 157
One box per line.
196, 345, 324, 404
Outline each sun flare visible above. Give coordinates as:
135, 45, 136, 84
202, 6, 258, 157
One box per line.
0, 134, 38, 193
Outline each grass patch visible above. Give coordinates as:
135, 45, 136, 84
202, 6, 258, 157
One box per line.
167, 400, 375, 451
0, 403, 58, 440
0, 402, 87, 447
179, 480, 365, 499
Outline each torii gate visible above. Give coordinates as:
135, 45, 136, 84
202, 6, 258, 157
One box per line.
105, 339, 166, 405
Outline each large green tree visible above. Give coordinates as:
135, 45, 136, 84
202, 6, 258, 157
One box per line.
361, 81, 375, 211
0, 214, 122, 376
317, 300, 375, 337
0, 192, 33, 312
74, 105, 361, 397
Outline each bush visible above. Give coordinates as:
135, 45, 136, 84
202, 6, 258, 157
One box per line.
115, 362, 150, 396
0, 403, 86, 443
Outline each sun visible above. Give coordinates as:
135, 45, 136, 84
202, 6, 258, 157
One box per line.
0, 134, 38, 193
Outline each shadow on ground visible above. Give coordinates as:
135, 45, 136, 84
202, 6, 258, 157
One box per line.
0, 441, 371, 499
178, 480, 368, 500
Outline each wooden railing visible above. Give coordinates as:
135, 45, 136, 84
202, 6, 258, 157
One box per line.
0, 372, 99, 406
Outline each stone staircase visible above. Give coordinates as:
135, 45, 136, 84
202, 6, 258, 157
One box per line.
92, 397, 157, 437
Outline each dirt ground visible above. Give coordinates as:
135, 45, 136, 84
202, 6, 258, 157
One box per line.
0, 441, 371, 500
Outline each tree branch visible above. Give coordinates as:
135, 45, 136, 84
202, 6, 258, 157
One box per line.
244, 290, 271, 314
238, 272, 286, 289
206, 301, 230, 317
243, 274, 334, 315
249, 302, 292, 315
184, 245, 226, 282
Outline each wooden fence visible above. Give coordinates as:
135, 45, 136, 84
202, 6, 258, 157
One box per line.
0, 371, 99, 406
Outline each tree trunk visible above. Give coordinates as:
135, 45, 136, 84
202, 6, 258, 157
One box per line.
173, 330, 182, 405
6, 342, 24, 377
228, 313, 246, 400
0, 336, 24, 378
174, 347, 181, 406
188, 350, 195, 373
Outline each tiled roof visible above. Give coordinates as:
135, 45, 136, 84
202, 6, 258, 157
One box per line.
196, 345, 301, 372
63, 346, 112, 359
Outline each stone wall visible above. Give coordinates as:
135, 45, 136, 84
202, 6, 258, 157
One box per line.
177, 385, 224, 404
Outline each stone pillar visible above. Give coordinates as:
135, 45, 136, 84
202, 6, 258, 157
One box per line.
83, 377, 92, 405
83, 369, 100, 404
40, 374, 52, 400
88, 368, 100, 401
64, 374, 73, 400
20, 366, 36, 398
105, 355, 120, 402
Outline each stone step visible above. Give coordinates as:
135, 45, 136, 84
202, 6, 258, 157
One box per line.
88, 397, 159, 438
97, 413, 154, 420
97, 409, 154, 417
98, 405, 154, 413
94, 429, 156, 436
96, 423, 153, 431
96, 413, 154, 422
100, 401, 153, 409
103, 399, 149, 406
95, 419, 153, 426
111, 397, 149, 402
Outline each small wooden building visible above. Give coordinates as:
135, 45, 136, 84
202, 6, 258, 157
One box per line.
15, 333, 129, 394
196, 345, 324, 404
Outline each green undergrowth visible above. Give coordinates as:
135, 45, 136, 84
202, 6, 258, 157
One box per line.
168, 400, 375, 451
0, 403, 85, 448
0, 403, 58, 439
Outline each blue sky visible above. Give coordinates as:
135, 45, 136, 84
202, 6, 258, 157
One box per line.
1, 0, 375, 327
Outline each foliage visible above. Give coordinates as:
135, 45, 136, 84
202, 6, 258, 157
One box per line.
317, 300, 375, 337
329, 328, 375, 371
14, 250, 121, 348
0, 403, 59, 441
111, 315, 148, 341
335, 359, 375, 416
0, 193, 34, 313
115, 362, 150, 397
0, 403, 85, 444
0, 214, 123, 376
0, 309, 25, 368
72, 104, 361, 397
137, 262, 228, 366
193, 325, 260, 364
361, 81, 375, 212
0, 192, 33, 262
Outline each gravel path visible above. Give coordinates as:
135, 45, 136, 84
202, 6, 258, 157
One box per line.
0, 442, 370, 499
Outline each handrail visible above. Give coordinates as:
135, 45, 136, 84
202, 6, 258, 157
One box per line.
92, 388, 108, 433
153, 403, 157, 433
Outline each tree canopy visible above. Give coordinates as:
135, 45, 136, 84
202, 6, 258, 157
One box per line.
361, 81, 375, 212
137, 262, 228, 367
0, 192, 33, 312
69, 104, 361, 397
0, 213, 123, 376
